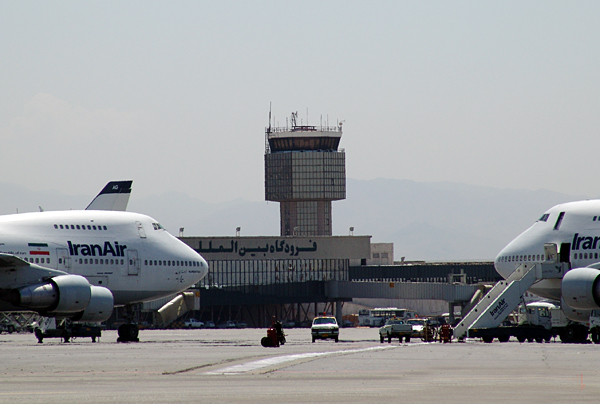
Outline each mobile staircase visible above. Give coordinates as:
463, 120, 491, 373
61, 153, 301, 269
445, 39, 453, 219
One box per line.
453, 260, 568, 340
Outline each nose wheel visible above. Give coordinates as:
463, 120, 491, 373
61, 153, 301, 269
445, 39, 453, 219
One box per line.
117, 323, 139, 342
117, 304, 140, 342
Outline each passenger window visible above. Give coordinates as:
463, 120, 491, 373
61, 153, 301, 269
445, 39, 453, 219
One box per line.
54, 224, 58, 229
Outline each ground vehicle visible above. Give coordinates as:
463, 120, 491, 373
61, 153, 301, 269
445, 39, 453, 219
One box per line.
0, 319, 16, 334
261, 320, 286, 347
184, 319, 204, 328
590, 310, 600, 343
217, 321, 237, 328
467, 301, 589, 343
406, 319, 426, 339
358, 308, 417, 327
379, 318, 413, 343
311, 316, 339, 342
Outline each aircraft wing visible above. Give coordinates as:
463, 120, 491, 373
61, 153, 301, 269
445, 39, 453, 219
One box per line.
0, 254, 68, 290
85, 180, 133, 211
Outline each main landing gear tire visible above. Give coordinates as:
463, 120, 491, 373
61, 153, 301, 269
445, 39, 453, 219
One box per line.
498, 335, 510, 343
592, 328, 600, 344
117, 324, 139, 342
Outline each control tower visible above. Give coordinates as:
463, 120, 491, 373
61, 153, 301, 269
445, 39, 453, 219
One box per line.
265, 111, 346, 236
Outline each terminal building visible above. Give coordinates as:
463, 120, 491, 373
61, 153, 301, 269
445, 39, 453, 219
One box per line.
133, 111, 498, 329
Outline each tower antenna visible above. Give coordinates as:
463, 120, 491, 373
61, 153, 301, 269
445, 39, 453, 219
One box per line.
268, 102, 272, 134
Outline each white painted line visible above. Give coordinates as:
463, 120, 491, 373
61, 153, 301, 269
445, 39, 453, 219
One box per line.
205, 346, 396, 375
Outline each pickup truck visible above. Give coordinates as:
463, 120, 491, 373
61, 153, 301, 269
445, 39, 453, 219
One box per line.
379, 318, 413, 343
184, 319, 204, 328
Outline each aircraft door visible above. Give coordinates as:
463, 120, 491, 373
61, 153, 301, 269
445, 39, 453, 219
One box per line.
56, 248, 71, 272
136, 221, 146, 238
559, 243, 571, 264
127, 249, 140, 276
544, 243, 558, 262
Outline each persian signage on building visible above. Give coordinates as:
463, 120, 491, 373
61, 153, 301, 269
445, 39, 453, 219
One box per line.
181, 236, 371, 261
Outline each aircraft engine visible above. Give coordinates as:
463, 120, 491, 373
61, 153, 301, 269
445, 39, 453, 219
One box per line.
70, 285, 114, 322
562, 267, 600, 311
560, 297, 592, 322
18, 274, 91, 313
15, 275, 114, 322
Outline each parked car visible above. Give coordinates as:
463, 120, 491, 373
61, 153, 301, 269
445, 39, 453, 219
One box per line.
184, 319, 204, 328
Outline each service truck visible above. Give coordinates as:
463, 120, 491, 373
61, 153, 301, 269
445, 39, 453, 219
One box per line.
379, 318, 414, 343
467, 301, 588, 343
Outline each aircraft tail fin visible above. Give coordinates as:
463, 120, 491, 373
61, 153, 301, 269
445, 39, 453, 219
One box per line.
85, 181, 133, 211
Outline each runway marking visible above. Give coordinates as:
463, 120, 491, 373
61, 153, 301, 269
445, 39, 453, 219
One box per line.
205, 345, 396, 375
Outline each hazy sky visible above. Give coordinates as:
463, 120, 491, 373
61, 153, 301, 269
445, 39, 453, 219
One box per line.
1, 2, 599, 203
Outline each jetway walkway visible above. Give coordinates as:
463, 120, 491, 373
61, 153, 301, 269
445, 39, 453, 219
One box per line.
154, 291, 199, 327
453, 262, 569, 339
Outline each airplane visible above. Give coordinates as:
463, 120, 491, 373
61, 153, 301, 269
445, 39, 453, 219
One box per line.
0, 181, 208, 342
494, 199, 600, 338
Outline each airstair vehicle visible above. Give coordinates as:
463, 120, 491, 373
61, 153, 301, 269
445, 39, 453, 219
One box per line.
453, 244, 569, 340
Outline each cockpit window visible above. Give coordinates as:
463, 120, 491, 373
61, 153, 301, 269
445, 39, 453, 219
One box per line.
538, 213, 549, 222
152, 223, 165, 230
553, 212, 565, 231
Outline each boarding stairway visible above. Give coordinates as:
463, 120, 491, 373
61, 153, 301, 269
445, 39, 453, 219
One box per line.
453, 261, 569, 339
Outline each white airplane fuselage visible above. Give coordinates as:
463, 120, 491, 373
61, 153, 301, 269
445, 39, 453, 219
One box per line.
494, 200, 600, 320
0, 209, 207, 308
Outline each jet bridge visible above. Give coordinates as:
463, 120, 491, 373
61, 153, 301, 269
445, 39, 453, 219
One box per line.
453, 261, 569, 340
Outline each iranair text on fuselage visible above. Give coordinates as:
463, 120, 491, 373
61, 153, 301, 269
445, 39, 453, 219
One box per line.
571, 233, 600, 251
67, 240, 127, 257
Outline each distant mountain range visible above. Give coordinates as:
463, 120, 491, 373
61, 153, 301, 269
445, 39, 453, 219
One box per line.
0, 179, 586, 261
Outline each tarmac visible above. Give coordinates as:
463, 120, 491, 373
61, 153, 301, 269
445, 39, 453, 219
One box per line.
0, 327, 599, 403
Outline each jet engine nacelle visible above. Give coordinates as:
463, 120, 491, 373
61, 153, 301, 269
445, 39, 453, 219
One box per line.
16, 275, 114, 322
562, 267, 600, 311
70, 285, 114, 322
560, 297, 592, 322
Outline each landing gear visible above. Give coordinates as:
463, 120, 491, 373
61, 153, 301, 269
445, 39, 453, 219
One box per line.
560, 324, 588, 344
117, 323, 139, 342
117, 305, 140, 343
591, 328, 600, 344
